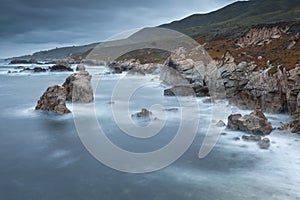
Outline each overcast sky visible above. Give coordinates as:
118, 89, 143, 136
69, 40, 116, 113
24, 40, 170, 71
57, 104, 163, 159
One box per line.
0, 0, 238, 58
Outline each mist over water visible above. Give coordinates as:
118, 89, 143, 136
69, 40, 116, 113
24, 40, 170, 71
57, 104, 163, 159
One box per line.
0, 64, 299, 200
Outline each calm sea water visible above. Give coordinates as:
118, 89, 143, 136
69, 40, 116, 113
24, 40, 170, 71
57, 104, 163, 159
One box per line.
0, 63, 299, 200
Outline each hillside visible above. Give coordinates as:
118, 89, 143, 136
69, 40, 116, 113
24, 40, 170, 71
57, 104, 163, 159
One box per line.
160, 0, 300, 39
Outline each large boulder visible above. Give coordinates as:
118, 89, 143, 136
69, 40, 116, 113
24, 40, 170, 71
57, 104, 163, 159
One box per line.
227, 110, 273, 135
160, 66, 189, 86
62, 71, 94, 103
35, 85, 70, 114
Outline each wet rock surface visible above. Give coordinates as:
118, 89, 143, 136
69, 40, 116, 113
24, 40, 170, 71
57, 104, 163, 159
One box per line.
227, 110, 273, 135
35, 85, 70, 114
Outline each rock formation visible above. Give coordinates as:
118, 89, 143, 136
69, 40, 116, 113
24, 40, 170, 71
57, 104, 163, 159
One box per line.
164, 85, 195, 96
227, 110, 273, 135
63, 70, 94, 103
131, 108, 152, 118
35, 85, 70, 114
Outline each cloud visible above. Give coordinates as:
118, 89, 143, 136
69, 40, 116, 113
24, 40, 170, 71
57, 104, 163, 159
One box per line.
0, 0, 237, 58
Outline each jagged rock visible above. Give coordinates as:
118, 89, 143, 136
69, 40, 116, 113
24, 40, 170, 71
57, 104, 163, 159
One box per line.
192, 83, 210, 97
49, 64, 73, 72
230, 66, 288, 113
258, 138, 271, 149
164, 85, 195, 96
160, 66, 189, 86
227, 110, 273, 135
131, 108, 152, 118
35, 85, 70, 114
237, 25, 290, 48
216, 120, 226, 127
287, 67, 300, 117
279, 119, 300, 134
62, 71, 94, 103
76, 64, 86, 71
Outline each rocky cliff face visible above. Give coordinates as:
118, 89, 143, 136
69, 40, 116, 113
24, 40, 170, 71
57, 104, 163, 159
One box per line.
236, 25, 290, 48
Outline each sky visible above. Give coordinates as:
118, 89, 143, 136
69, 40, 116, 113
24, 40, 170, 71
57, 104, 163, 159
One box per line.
0, 0, 238, 59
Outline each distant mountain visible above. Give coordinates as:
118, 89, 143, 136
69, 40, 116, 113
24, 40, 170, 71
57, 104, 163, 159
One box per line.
160, 0, 300, 39
9, 42, 99, 61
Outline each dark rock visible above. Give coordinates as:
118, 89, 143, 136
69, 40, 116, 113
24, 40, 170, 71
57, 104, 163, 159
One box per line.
33, 67, 47, 73
9, 59, 38, 65
49, 64, 73, 72
62, 71, 94, 103
242, 135, 262, 141
233, 137, 240, 141
131, 108, 152, 118
164, 85, 195, 96
35, 85, 70, 114
163, 108, 179, 112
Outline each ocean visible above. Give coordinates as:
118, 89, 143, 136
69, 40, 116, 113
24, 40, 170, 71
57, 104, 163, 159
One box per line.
0, 62, 299, 200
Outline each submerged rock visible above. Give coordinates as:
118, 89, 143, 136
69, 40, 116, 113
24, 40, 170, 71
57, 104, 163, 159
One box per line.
35, 85, 70, 114
62, 71, 94, 103
242, 135, 262, 142
131, 108, 152, 118
227, 110, 273, 135
216, 120, 226, 127
258, 138, 271, 149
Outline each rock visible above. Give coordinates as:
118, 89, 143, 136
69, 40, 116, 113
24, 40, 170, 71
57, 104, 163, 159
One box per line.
131, 108, 152, 118
163, 108, 179, 112
227, 114, 242, 130
192, 83, 210, 97
76, 64, 86, 71
127, 67, 146, 76
216, 120, 226, 127
242, 135, 262, 142
236, 25, 289, 48
35, 85, 70, 114
233, 137, 240, 141
164, 86, 195, 96
221, 132, 227, 136
50, 64, 73, 72
33, 67, 46, 73
227, 110, 273, 135
230, 66, 288, 113
62, 71, 94, 103
9, 59, 39, 65
258, 138, 271, 149
280, 119, 300, 134
160, 66, 189, 86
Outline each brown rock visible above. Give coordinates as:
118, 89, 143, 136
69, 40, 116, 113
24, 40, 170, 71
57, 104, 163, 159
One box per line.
227, 110, 273, 135
131, 108, 152, 118
35, 85, 70, 114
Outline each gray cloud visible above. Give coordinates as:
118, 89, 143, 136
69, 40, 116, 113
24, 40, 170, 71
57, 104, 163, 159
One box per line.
0, 0, 237, 58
